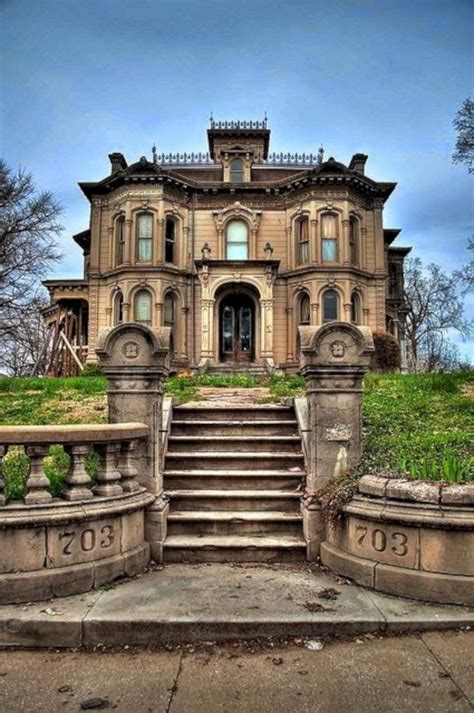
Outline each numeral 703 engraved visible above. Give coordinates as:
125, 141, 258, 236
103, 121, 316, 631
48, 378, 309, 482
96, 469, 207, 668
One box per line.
355, 525, 408, 557
59, 524, 115, 556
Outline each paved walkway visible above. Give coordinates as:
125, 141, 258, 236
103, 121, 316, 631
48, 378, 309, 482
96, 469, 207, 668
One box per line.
0, 564, 472, 648
0, 631, 473, 712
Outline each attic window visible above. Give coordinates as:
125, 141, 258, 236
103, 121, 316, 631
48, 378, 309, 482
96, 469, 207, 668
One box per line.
230, 158, 244, 183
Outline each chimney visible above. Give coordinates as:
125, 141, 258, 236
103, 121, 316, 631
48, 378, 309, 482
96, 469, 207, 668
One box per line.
108, 153, 128, 174
349, 153, 368, 174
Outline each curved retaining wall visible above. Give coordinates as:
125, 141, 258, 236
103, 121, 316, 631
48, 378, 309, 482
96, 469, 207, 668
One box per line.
321, 476, 474, 606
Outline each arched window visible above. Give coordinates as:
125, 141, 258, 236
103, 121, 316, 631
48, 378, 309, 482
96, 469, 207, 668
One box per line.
322, 289, 339, 322
114, 291, 123, 324
349, 217, 359, 266
230, 158, 244, 183
165, 217, 176, 263
299, 293, 311, 325
226, 220, 248, 260
134, 290, 152, 326
136, 214, 153, 262
351, 291, 361, 324
115, 216, 125, 265
321, 213, 338, 262
296, 217, 309, 264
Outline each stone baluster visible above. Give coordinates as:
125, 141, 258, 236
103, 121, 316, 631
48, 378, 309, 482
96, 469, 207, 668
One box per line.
24, 445, 52, 504
63, 445, 93, 501
0, 446, 6, 506
94, 443, 123, 497
117, 439, 141, 493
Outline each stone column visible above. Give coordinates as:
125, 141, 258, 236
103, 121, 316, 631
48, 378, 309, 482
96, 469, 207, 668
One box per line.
286, 307, 295, 362
96, 323, 171, 562
310, 219, 319, 264
298, 322, 374, 560
260, 299, 274, 362
124, 219, 132, 265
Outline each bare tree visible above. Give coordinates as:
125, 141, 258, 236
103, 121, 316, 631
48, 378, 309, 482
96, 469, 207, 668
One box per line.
404, 257, 472, 372
0, 160, 62, 373
452, 98, 474, 173
0, 295, 51, 376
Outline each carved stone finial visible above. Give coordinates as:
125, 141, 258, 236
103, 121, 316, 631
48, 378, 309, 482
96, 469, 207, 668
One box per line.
201, 242, 212, 261
152, 144, 157, 164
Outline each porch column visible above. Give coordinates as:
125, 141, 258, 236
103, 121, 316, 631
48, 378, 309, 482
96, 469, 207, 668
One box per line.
286, 307, 295, 362
260, 299, 274, 362
200, 298, 215, 361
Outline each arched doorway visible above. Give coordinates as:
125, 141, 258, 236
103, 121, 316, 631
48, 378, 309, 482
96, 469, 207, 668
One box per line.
219, 293, 255, 364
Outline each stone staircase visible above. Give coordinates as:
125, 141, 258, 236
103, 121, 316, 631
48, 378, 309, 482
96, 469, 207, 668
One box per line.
163, 404, 306, 562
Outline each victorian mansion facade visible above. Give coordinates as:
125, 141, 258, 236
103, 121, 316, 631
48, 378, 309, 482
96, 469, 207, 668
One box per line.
43, 118, 410, 375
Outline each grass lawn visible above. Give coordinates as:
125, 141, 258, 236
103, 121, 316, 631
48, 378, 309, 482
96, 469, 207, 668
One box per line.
0, 372, 472, 497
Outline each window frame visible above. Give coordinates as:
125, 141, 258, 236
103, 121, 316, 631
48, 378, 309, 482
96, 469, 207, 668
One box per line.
226, 219, 249, 260
350, 291, 361, 324
136, 213, 153, 263
114, 291, 124, 324
134, 289, 152, 326
322, 289, 339, 322
321, 213, 339, 263
349, 216, 360, 266
165, 216, 177, 264
230, 158, 244, 183
296, 216, 310, 264
115, 216, 126, 266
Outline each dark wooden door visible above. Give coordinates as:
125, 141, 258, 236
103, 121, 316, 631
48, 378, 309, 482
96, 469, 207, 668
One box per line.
220, 295, 254, 363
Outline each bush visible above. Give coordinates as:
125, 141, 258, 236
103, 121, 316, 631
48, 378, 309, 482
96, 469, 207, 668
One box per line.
80, 363, 103, 377
371, 331, 401, 373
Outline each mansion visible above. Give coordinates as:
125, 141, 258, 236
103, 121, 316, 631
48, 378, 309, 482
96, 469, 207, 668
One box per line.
43, 118, 410, 375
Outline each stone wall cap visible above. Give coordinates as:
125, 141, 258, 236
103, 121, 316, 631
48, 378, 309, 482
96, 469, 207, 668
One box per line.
358, 475, 474, 507
0, 422, 149, 446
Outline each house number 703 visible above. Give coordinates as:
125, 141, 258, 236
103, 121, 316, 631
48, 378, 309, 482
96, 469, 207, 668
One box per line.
355, 525, 408, 557
59, 525, 115, 555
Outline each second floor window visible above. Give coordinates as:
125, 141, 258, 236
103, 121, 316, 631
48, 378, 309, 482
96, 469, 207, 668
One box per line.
137, 214, 153, 262
165, 218, 176, 263
230, 158, 244, 182
116, 217, 125, 265
296, 217, 309, 264
226, 220, 248, 260
349, 217, 359, 266
321, 213, 338, 262
134, 290, 152, 326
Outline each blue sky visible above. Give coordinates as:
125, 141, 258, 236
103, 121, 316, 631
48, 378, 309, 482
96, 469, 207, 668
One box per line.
1, 0, 473, 356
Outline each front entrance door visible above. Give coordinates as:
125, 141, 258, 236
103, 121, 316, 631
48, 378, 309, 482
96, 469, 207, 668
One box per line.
220, 295, 254, 363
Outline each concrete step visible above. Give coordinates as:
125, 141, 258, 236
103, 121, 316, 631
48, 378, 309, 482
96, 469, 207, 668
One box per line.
172, 406, 294, 422
163, 469, 304, 491
167, 510, 303, 536
165, 489, 302, 511
163, 534, 307, 563
171, 420, 298, 437
165, 452, 305, 470
167, 436, 303, 453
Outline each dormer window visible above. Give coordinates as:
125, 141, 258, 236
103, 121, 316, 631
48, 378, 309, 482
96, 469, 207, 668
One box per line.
230, 158, 244, 183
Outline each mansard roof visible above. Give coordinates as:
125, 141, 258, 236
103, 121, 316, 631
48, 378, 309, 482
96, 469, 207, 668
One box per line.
79, 154, 396, 203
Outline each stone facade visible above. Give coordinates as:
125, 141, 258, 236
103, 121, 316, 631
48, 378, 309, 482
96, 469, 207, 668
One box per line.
43, 118, 410, 375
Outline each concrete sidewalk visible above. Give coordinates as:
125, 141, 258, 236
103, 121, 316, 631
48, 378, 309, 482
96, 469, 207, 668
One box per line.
0, 631, 473, 712
0, 563, 472, 648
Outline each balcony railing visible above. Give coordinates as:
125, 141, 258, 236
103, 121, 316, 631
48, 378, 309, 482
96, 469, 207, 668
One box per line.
0, 423, 149, 506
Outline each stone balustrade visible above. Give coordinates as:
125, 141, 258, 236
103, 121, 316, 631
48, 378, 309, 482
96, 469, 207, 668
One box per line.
0, 423, 149, 505
0, 423, 155, 604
